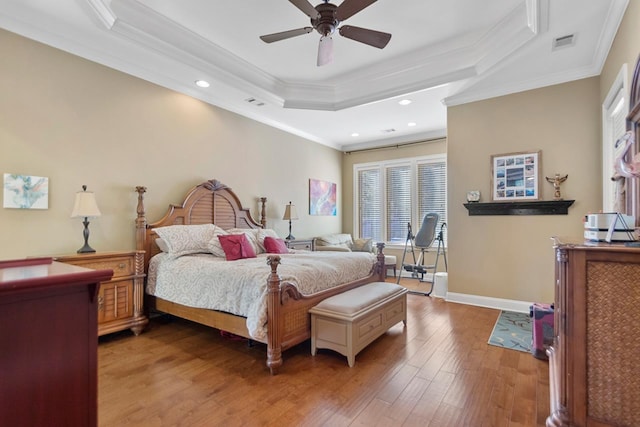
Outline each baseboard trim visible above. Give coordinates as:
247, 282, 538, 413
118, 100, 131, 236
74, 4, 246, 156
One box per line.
445, 292, 532, 314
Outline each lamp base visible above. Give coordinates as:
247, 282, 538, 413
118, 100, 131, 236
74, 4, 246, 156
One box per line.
77, 244, 96, 254
285, 234, 295, 241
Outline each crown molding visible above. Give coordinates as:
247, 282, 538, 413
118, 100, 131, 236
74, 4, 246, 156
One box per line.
102, 0, 544, 112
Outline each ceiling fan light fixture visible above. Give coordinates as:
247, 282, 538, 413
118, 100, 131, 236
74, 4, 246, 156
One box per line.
317, 35, 334, 66
259, 0, 391, 66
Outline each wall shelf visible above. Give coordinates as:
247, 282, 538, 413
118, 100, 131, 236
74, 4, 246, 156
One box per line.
463, 200, 574, 216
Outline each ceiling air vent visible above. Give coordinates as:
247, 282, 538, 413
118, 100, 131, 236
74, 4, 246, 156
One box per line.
381, 128, 396, 133
552, 34, 575, 51
244, 97, 265, 107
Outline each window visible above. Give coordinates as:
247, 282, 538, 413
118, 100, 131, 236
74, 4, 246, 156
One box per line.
354, 154, 447, 246
602, 64, 628, 212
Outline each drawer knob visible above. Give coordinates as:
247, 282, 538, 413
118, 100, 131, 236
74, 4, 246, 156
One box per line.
118, 263, 126, 269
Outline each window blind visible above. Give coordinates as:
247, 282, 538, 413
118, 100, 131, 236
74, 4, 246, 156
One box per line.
386, 164, 412, 243
418, 160, 447, 245
358, 168, 382, 241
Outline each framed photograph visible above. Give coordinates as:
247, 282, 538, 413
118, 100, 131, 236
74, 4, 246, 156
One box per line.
3, 174, 49, 209
491, 151, 540, 201
309, 178, 337, 215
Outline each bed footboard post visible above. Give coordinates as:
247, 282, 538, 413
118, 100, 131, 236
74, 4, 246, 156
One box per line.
135, 186, 147, 252
266, 255, 283, 375
376, 242, 386, 281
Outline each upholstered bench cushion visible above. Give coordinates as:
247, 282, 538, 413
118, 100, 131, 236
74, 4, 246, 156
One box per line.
313, 282, 405, 316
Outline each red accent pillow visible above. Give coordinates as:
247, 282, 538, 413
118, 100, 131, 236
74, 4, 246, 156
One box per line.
218, 234, 257, 261
263, 236, 289, 254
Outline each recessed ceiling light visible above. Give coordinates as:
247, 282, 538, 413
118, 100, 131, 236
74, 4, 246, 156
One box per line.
195, 80, 210, 88
408, 122, 417, 127
398, 99, 412, 106
351, 133, 360, 137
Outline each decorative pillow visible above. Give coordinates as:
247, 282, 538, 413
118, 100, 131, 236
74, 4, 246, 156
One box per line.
218, 234, 257, 261
226, 228, 260, 254
263, 236, 289, 254
256, 228, 279, 253
154, 224, 223, 254
207, 228, 230, 257
352, 238, 373, 253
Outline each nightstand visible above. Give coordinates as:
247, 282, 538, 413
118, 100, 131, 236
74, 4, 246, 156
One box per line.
285, 238, 315, 251
54, 250, 148, 336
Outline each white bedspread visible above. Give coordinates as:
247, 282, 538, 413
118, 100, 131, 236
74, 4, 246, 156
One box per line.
146, 251, 377, 340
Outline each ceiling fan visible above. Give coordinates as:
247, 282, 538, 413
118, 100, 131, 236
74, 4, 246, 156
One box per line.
259, 0, 391, 66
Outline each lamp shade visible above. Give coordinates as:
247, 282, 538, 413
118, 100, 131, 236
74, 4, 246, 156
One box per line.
282, 202, 298, 221
71, 186, 101, 218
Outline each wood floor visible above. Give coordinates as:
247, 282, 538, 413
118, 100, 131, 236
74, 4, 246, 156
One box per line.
98, 280, 550, 426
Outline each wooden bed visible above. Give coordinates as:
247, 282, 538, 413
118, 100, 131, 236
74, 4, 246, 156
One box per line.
135, 179, 386, 374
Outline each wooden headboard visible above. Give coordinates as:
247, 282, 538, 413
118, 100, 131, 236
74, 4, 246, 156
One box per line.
135, 179, 267, 270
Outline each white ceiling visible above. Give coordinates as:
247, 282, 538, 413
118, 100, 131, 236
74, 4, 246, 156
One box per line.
0, 0, 629, 150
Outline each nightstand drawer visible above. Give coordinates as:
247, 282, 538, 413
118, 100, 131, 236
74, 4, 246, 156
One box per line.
285, 239, 315, 251
61, 256, 134, 278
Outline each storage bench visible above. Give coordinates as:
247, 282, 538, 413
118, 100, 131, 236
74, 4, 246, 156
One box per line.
309, 282, 408, 367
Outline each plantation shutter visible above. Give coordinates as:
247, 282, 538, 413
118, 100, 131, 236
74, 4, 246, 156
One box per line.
357, 168, 382, 241
417, 160, 447, 245
386, 164, 412, 243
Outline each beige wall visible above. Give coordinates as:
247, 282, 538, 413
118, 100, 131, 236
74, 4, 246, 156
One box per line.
447, 78, 601, 303
600, 0, 640, 101
341, 139, 447, 266
0, 30, 343, 260
445, 2, 640, 304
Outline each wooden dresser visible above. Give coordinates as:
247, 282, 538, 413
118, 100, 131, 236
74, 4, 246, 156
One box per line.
54, 250, 148, 336
0, 257, 112, 427
548, 239, 640, 426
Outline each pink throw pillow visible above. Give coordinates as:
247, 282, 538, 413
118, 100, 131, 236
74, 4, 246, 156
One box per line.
218, 234, 257, 261
263, 236, 289, 254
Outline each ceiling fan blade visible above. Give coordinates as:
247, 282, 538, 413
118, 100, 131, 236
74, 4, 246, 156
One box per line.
336, 0, 377, 21
260, 27, 313, 43
317, 36, 334, 66
289, 0, 320, 19
339, 25, 391, 49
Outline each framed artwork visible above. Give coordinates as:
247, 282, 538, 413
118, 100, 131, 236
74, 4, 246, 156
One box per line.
3, 174, 49, 209
309, 178, 337, 215
491, 151, 540, 201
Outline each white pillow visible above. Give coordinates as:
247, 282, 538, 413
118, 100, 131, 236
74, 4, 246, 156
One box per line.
154, 224, 223, 254
206, 228, 230, 257
155, 238, 170, 253
256, 228, 279, 253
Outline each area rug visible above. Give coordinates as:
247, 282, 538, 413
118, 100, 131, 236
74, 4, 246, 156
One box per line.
487, 310, 532, 353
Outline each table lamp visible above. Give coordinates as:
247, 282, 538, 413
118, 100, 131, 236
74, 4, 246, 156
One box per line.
71, 185, 101, 253
282, 201, 299, 240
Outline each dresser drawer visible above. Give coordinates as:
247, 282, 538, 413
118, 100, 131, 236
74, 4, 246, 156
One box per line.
63, 255, 134, 278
